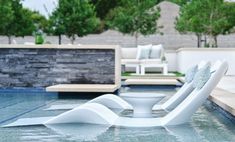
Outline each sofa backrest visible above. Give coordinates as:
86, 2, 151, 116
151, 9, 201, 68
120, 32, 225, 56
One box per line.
121, 45, 165, 60
121, 48, 138, 59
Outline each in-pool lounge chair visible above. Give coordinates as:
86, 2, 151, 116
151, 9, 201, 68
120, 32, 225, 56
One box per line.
4, 61, 227, 127
45, 61, 208, 111
42, 61, 227, 127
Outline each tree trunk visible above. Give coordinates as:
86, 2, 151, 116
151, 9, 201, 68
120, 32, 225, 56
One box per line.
134, 32, 138, 47
7, 36, 12, 44
70, 35, 75, 44
214, 36, 218, 48
58, 34, 62, 45
196, 34, 202, 48
208, 35, 217, 47
203, 35, 207, 47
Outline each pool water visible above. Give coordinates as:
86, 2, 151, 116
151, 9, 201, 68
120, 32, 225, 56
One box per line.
0, 86, 235, 142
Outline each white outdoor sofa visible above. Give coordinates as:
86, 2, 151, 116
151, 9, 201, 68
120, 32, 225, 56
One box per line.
121, 45, 167, 75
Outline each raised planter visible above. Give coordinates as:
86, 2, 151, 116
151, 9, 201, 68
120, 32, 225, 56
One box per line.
0, 44, 121, 89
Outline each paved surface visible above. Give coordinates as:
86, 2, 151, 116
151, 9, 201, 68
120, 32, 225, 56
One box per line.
217, 76, 235, 93
210, 76, 235, 117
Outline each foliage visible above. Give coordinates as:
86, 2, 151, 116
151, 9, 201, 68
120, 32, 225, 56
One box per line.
0, 0, 14, 35
30, 11, 50, 34
175, 0, 235, 47
54, 0, 100, 44
169, 0, 189, 6
90, 0, 119, 20
89, 0, 120, 32
107, 0, 161, 45
0, 0, 35, 44
48, 9, 65, 44
121, 72, 132, 77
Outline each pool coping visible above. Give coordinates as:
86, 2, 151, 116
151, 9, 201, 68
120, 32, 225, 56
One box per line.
209, 88, 235, 117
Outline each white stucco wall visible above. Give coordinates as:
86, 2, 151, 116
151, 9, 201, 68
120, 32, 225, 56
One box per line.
176, 48, 235, 75
165, 51, 177, 72
121, 47, 235, 75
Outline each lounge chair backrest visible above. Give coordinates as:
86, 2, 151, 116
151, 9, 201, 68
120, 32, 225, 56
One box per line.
185, 65, 198, 83
163, 61, 228, 126
198, 61, 210, 69
161, 61, 209, 111
192, 64, 211, 89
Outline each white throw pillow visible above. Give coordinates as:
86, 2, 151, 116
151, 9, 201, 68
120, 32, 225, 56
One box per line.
185, 65, 198, 83
193, 65, 211, 89
136, 44, 152, 59
149, 44, 164, 59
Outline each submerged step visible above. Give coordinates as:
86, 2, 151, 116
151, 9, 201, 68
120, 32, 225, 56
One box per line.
125, 79, 180, 85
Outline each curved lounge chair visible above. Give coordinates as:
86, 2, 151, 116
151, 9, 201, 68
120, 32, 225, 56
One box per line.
45, 61, 209, 111
4, 61, 227, 128
43, 61, 228, 127
152, 61, 209, 111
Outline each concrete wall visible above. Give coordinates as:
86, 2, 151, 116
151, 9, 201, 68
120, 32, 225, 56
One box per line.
165, 51, 177, 72
121, 47, 235, 75
0, 46, 116, 88
176, 48, 235, 75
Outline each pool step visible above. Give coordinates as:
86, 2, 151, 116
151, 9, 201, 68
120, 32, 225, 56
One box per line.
46, 84, 119, 93
124, 79, 180, 86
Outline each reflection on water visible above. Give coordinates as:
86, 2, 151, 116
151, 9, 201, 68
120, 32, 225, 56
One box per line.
0, 86, 235, 142
46, 124, 110, 141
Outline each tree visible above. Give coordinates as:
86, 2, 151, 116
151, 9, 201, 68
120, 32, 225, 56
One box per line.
90, 0, 119, 20
169, 0, 190, 6
175, 1, 205, 47
89, 0, 120, 32
55, 0, 100, 44
0, 0, 35, 44
107, 0, 161, 46
0, 0, 14, 41
49, 9, 65, 44
30, 11, 50, 34
175, 0, 235, 47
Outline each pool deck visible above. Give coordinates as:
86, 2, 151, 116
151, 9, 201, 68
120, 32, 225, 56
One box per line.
209, 76, 235, 116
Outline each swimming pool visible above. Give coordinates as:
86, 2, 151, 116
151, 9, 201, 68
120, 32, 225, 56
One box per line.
0, 86, 235, 142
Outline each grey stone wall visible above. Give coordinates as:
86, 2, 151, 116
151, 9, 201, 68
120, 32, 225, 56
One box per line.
0, 48, 115, 88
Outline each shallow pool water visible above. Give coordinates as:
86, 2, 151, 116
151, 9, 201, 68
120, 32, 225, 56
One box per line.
0, 86, 235, 142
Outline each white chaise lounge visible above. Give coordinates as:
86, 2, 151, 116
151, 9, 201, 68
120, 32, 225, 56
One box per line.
42, 61, 227, 127
45, 61, 208, 111
4, 61, 228, 128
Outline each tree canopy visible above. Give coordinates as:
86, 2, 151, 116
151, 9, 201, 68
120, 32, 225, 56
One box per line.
107, 0, 161, 45
53, 0, 100, 44
0, 0, 14, 36
0, 0, 46, 44
169, 0, 190, 6
175, 0, 235, 47
90, 0, 119, 20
